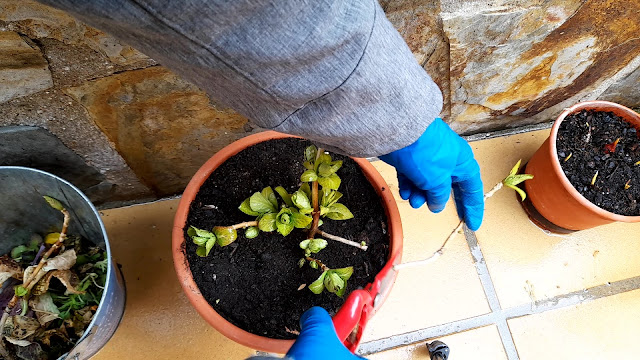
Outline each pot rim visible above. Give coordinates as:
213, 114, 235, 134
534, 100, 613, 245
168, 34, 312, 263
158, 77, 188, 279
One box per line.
549, 100, 640, 222
171, 131, 402, 353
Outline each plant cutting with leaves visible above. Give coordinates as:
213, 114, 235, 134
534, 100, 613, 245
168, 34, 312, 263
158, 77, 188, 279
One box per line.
394, 160, 534, 271
0, 196, 107, 360
188, 145, 365, 297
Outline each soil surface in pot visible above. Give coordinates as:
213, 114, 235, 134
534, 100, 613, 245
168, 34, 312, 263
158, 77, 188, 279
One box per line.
557, 109, 640, 215
184, 138, 390, 339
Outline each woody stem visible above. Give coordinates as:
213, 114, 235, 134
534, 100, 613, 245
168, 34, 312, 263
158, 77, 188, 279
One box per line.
306, 256, 329, 272
230, 221, 258, 230
319, 231, 367, 250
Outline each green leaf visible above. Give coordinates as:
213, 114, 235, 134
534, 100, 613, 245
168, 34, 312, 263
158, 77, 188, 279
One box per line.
318, 160, 343, 177
189, 226, 214, 238
303, 161, 314, 170
299, 207, 313, 215
245, 226, 259, 239
191, 236, 208, 246
299, 239, 311, 250
10, 245, 28, 260
309, 272, 327, 294
276, 221, 294, 236
300, 183, 312, 199
317, 173, 341, 190
305, 145, 318, 162
315, 153, 332, 170
250, 192, 276, 214
213, 227, 237, 246
336, 283, 347, 297
507, 184, 528, 201
325, 203, 354, 220
318, 163, 335, 177
15, 285, 28, 297
239, 198, 260, 216
333, 267, 354, 281
324, 271, 345, 294
298, 258, 306, 268
43, 196, 65, 211
196, 246, 207, 257
320, 206, 330, 216
321, 190, 343, 207
291, 211, 313, 228
291, 190, 312, 210
275, 186, 293, 207
205, 237, 216, 256
258, 213, 277, 232
509, 159, 523, 177
308, 239, 327, 253
309, 260, 318, 269
301, 170, 318, 182
262, 187, 278, 209
504, 174, 535, 187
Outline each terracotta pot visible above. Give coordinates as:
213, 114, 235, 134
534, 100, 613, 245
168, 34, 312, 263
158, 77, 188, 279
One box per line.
524, 101, 640, 233
172, 131, 402, 353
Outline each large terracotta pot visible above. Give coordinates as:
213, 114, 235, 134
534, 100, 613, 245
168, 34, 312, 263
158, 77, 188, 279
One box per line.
172, 131, 402, 353
524, 101, 640, 233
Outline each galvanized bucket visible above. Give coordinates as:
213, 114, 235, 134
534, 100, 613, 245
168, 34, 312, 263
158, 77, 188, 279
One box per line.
0, 166, 126, 360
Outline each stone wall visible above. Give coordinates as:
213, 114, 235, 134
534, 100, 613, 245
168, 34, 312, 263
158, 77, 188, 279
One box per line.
2, 0, 639, 206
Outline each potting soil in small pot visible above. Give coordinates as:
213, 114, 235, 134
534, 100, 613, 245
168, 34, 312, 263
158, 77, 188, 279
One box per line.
557, 109, 640, 215
184, 138, 390, 339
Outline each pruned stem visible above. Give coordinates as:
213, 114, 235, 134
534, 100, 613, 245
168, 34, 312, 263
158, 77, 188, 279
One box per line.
0, 208, 70, 339
319, 231, 367, 250
230, 221, 258, 230
306, 256, 329, 272
483, 182, 503, 200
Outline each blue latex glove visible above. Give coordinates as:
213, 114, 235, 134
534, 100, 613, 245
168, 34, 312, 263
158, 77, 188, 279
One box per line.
379, 118, 484, 231
286, 307, 364, 360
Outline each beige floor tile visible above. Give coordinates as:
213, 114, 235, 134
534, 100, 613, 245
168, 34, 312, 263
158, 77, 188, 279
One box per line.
94, 199, 255, 360
473, 130, 640, 309
509, 289, 640, 359
367, 325, 507, 360
362, 162, 490, 342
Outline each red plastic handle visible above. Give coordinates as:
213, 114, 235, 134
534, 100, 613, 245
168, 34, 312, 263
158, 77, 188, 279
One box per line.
332, 289, 373, 352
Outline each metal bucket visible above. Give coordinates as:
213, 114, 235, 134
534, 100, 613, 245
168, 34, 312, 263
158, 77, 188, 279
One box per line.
0, 166, 126, 360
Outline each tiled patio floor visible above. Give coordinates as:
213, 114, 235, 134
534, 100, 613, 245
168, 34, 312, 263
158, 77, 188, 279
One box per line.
94, 128, 640, 360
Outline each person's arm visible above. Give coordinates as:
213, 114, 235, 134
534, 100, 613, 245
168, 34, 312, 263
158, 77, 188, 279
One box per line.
40, 0, 484, 228
38, 0, 441, 158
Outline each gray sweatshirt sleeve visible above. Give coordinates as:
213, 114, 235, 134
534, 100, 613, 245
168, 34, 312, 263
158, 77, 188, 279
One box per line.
37, 0, 443, 157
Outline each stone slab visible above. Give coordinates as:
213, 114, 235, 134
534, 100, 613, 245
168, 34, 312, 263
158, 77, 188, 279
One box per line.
0, 31, 52, 103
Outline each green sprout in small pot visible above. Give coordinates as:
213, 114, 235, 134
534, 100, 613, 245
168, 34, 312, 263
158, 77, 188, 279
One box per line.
188, 145, 367, 298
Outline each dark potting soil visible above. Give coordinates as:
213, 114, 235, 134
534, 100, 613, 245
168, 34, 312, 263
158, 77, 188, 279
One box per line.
557, 109, 640, 216
184, 138, 390, 339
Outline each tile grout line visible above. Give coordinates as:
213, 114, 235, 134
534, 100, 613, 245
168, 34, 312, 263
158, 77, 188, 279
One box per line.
463, 226, 520, 360
358, 274, 640, 356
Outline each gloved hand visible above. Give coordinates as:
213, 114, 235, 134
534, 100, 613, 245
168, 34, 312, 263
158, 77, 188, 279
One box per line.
286, 307, 364, 360
379, 118, 484, 231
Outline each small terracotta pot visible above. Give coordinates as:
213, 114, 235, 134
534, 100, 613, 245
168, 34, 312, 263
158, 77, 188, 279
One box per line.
524, 101, 640, 232
172, 131, 402, 353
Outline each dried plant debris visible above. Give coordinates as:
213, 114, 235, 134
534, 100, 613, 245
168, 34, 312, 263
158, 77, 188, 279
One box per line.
0, 196, 106, 360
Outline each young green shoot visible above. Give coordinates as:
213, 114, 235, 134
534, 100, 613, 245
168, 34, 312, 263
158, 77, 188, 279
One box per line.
394, 159, 534, 271
306, 258, 353, 297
